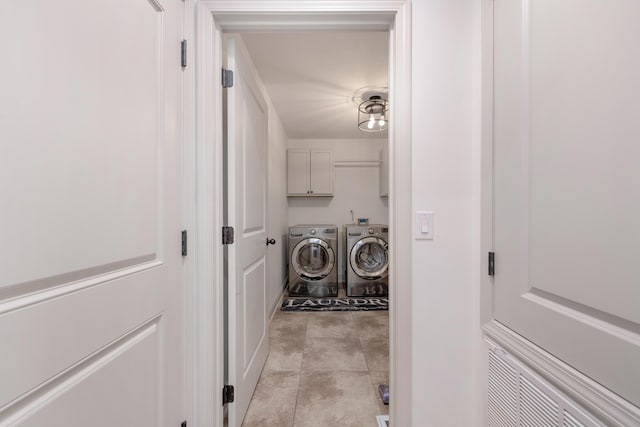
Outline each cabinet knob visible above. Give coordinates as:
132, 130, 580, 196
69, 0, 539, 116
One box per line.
266, 238, 276, 246
310, 190, 314, 194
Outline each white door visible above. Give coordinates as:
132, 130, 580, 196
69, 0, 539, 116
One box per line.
224, 36, 270, 426
0, 0, 183, 425
493, 0, 640, 406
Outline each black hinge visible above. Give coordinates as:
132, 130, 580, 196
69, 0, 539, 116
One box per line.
181, 230, 187, 256
223, 385, 235, 404
181, 40, 187, 68
488, 251, 495, 276
222, 68, 234, 88
222, 226, 234, 245
181, 422, 187, 427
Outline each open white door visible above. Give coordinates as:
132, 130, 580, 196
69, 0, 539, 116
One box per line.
0, 0, 184, 425
492, 0, 640, 408
224, 36, 270, 426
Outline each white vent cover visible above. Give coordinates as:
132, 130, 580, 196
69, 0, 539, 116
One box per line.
488, 348, 603, 427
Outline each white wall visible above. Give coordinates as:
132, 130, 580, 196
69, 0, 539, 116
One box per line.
411, 0, 484, 426
267, 104, 289, 314
287, 138, 388, 283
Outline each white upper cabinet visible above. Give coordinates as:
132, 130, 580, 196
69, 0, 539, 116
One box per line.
287, 149, 333, 196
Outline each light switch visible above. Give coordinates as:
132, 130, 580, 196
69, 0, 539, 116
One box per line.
415, 211, 434, 240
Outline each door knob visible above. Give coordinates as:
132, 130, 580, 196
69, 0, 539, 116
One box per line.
266, 238, 276, 246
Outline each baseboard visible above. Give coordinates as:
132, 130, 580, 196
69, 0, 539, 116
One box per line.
269, 276, 289, 321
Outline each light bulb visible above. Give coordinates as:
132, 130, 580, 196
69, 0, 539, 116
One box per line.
379, 115, 385, 126
367, 115, 375, 129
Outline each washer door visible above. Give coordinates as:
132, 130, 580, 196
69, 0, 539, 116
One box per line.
291, 238, 335, 280
350, 237, 389, 279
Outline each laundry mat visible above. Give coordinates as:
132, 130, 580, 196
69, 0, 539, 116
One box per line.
281, 297, 388, 312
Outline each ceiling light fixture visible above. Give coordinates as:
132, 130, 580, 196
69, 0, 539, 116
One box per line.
352, 87, 389, 133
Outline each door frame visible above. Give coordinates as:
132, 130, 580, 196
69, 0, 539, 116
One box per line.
192, 1, 412, 426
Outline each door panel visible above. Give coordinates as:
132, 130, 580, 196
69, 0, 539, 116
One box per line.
310, 150, 333, 195
286, 149, 310, 195
493, 0, 640, 405
5, 319, 160, 426
225, 35, 269, 426
0, 0, 160, 289
243, 89, 267, 232
0, 0, 183, 424
242, 260, 266, 373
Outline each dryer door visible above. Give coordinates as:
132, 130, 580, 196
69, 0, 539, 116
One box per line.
291, 238, 335, 280
350, 237, 389, 279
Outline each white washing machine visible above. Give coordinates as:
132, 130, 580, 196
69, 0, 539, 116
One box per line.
345, 224, 389, 296
288, 225, 338, 297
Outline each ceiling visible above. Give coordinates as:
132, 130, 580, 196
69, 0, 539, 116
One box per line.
241, 32, 389, 140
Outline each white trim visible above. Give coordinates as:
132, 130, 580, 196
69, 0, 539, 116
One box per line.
181, 1, 196, 425
478, 0, 495, 424
194, 2, 412, 426
480, 0, 495, 325
386, 3, 413, 425
483, 321, 640, 427
193, 4, 225, 425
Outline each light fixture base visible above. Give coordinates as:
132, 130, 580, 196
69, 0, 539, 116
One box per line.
356, 91, 389, 132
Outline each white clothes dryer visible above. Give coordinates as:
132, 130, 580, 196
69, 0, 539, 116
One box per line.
345, 224, 389, 296
288, 225, 338, 297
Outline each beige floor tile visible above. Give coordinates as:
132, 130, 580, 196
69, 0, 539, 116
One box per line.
352, 311, 389, 339
264, 336, 305, 372
306, 312, 356, 339
294, 372, 381, 427
360, 336, 389, 371
270, 311, 309, 339
369, 371, 390, 415
242, 371, 299, 427
301, 337, 367, 372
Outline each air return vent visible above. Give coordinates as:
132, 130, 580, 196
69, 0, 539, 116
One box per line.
487, 348, 603, 427
564, 412, 586, 427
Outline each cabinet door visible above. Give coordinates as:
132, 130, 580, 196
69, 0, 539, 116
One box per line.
309, 150, 333, 195
287, 149, 310, 195
493, 0, 640, 406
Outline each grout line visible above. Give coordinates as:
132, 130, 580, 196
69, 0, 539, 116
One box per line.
291, 309, 308, 427
290, 370, 302, 427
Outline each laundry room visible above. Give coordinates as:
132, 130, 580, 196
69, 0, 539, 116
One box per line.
238, 31, 390, 305
225, 31, 392, 425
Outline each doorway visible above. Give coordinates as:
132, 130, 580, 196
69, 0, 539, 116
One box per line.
192, 2, 412, 426
236, 30, 390, 425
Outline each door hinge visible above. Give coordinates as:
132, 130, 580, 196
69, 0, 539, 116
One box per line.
222, 68, 234, 88
223, 385, 235, 405
488, 251, 495, 276
222, 226, 234, 245
181, 422, 187, 427
181, 230, 188, 256
181, 39, 187, 68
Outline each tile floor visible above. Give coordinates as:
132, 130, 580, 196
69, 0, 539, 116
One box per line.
241, 293, 389, 427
